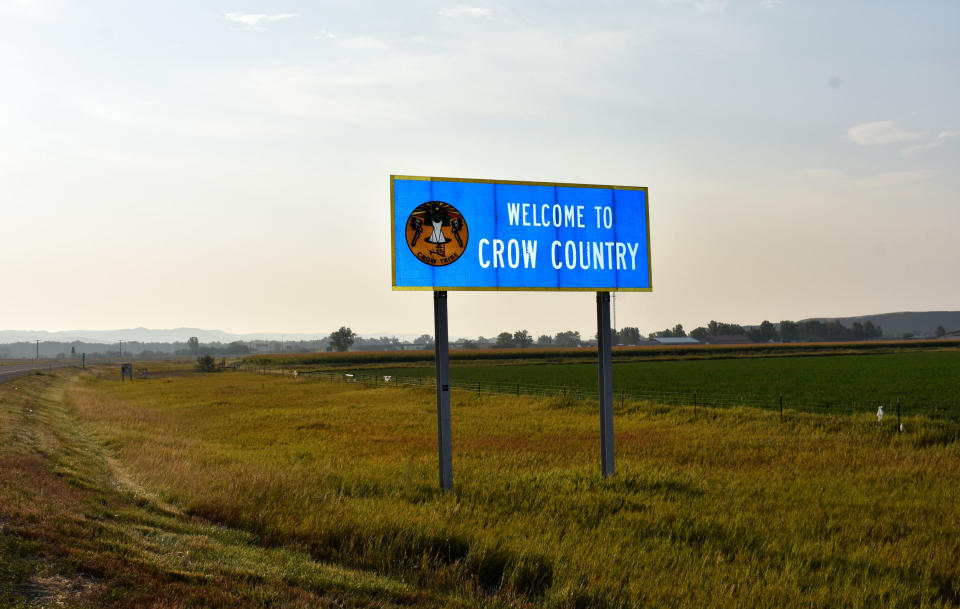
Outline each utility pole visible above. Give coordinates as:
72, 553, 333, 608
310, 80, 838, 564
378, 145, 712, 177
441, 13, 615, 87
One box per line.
118, 339, 123, 358
612, 293, 617, 343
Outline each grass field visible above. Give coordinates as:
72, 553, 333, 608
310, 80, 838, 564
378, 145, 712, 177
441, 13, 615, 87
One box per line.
244, 339, 960, 368
3, 366, 960, 607
347, 349, 960, 418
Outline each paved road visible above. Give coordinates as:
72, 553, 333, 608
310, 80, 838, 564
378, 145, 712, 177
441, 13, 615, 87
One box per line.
0, 362, 76, 384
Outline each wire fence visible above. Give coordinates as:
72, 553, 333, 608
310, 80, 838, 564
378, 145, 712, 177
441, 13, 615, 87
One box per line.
245, 366, 960, 425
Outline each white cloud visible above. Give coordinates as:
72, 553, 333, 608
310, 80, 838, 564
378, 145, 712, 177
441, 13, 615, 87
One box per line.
900, 129, 959, 158
796, 168, 845, 179
313, 30, 336, 40
695, 0, 727, 13
794, 167, 936, 190
901, 140, 943, 159
340, 36, 388, 50
851, 169, 937, 190
847, 120, 923, 147
224, 12, 298, 31
437, 5, 493, 19
0, 0, 87, 20
658, 0, 727, 12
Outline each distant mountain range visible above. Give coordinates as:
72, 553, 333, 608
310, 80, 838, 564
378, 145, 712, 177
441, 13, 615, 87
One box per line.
0, 311, 957, 346
0, 327, 422, 345
800, 311, 960, 338
0, 327, 324, 344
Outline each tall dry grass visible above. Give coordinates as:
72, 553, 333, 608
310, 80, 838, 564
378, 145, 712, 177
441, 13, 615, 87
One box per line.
67, 370, 960, 608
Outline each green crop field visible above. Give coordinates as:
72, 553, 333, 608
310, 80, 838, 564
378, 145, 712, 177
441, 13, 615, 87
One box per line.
2, 367, 959, 607
350, 349, 960, 419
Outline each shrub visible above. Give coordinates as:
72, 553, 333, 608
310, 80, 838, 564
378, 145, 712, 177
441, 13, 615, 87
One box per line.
195, 354, 217, 372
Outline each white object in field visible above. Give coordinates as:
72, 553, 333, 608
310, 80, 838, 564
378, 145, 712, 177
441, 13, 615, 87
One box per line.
345, 373, 355, 382
900, 423, 905, 432
384, 376, 392, 382
877, 405, 884, 422
292, 370, 298, 377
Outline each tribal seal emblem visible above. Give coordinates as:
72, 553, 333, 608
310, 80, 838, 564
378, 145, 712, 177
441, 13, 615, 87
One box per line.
405, 200, 468, 267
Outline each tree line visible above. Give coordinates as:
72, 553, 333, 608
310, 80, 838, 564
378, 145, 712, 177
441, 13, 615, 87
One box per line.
4, 317, 928, 360
646, 319, 885, 342
240, 318, 894, 355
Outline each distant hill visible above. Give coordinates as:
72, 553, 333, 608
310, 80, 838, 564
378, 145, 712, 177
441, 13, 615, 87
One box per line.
802, 311, 960, 338
0, 327, 326, 344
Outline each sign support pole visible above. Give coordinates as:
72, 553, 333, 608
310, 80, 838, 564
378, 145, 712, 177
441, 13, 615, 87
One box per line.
433, 290, 453, 491
596, 292, 615, 477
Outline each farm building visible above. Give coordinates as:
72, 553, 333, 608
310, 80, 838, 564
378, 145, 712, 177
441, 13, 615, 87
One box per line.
648, 337, 701, 345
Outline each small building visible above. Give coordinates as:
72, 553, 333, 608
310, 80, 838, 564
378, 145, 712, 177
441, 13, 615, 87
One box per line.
650, 337, 701, 345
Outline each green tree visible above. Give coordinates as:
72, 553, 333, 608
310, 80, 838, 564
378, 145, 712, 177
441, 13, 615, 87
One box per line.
703, 321, 745, 336
329, 327, 357, 352
617, 327, 643, 345
536, 334, 554, 346
228, 341, 250, 354
553, 331, 581, 348
936, 325, 946, 338
779, 320, 799, 342
759, 320, 777, 341
650, 324, 685, 338
513, 330, 533, 348
746, 320, 777, 342
187, 336, 199, 354
495, 332, 515, 348
413, 334, 433, 345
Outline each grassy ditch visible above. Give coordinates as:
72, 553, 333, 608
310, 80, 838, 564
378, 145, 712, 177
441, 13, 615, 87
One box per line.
0, 372, 458, 608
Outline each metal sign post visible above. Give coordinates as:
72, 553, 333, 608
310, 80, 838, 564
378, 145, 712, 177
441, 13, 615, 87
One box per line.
596, 292, 615, 477
433, 291, 453, 491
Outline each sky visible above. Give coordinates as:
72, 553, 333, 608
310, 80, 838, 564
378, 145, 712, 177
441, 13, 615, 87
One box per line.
1, 0, 958, 340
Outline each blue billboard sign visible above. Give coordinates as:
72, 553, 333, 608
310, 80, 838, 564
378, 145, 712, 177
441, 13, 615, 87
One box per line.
391, 176, 651, 291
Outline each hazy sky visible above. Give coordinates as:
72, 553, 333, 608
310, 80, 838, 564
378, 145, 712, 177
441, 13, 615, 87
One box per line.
2, 0, 958, 339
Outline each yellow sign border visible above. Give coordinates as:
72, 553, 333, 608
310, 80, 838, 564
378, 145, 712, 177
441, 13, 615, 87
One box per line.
390, 175, 652, 292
